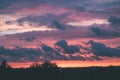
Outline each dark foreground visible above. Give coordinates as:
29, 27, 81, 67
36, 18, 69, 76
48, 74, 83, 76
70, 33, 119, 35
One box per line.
0, 61, 120, 80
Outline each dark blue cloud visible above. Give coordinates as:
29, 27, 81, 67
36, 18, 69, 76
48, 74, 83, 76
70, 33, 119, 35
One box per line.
89, 26, 120, 37
5, 13, 72, 30
55, 40, 80, 54
89, 27, 109, 37
0, 46, 41, 62
0, 40, 84, 62
101, 0, 120, 7
0, 0, 81, 9
25, 36, 35, 42
41, 44, 55, 52
108, 16, 120, 27
49, 21, 67, 30
0, 39, 120, 62
0, 43, 83, 62
89, 16, 120, 38
15, 14, 59, 26
0, 0, 120, 16
55, 40, 67, 47
0, 0, 43, 9
88, 40, 120, 57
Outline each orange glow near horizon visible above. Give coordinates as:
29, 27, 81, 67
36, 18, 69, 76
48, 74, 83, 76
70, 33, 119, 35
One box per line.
9, 59, 120, 68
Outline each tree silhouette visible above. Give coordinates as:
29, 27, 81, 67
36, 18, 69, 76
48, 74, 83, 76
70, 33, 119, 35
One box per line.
0, 60, 11, 69
30, 62, 41, 68
40, 60, 58, 69
0, 60, 119, 80
30, 61, 58, 69
29, 61, 59, 80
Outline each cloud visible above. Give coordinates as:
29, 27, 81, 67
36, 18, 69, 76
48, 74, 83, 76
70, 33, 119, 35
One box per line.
5, 13, 72, 30
0, 0, 84, 10
0, 0, 75, 14
89, 16, 120, 38
69, 55, 86, 60
1, 0, 120, 19
1, 0, 120, 33
5, 15, 120, 38
25, 36, 35, 42
40, 44, 70, 60
0, 0, 44, 10
89, 26, 109, 37
0, 46, 41, 62
55, 40, 80, 54
0, 40, 84, 62
0, 0, 120, 62
41, 44, 55, 52
0, 39, 120, 62
49, 21, 66, 30
88, 40, 120, 57
15, 14, 58, 26
108, 16, 120, 28
5, 21, 13, 25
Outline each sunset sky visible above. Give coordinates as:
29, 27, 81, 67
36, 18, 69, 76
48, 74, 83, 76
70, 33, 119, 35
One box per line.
0, 0, 120, 68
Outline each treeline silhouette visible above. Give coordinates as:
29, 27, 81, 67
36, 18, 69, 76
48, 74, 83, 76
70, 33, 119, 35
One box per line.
0, 60, 120, 80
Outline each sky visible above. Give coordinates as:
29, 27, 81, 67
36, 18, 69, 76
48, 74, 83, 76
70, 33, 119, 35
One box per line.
0, 0, 120, 67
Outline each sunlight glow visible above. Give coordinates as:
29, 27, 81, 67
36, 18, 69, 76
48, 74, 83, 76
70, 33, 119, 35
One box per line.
67, 19, 109, 26
0, 24, 55, 35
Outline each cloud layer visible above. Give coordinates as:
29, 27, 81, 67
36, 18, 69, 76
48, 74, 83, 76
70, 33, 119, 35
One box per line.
0, 0, 120, 36
0, 0, 120, 63
88, 40, 120, 57
0, 40, 120, 62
